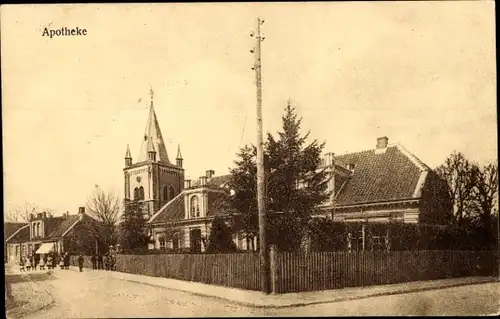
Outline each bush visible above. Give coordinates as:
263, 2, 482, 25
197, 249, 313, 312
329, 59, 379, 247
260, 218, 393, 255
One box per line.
306, 219, 495, 252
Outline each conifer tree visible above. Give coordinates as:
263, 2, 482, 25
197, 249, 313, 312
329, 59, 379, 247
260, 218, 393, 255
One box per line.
226, 101, 329, 249
205, 216, 237, 253
118, 199, 149, 251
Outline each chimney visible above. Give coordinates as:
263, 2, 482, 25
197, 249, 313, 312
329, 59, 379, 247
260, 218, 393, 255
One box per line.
78, 207, 85, 214
205, 170, 215, 179
29, 214, 34, 221
376, 136, 389, 149
200, 176, 208, 186
37, 212, 42, 219
66, 211, 69, 218
184, 179, 192, 189
43, 212, 47, 219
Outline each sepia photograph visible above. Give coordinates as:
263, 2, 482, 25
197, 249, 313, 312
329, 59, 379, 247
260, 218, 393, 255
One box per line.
1, 2, 498, 317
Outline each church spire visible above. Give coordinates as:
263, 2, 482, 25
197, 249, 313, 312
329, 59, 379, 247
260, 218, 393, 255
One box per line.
176, 144, 183, 168
125, 144, 132, 167
138, 88, 171, 163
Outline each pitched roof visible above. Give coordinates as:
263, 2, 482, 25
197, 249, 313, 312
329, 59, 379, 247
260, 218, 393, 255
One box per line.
333, 144, 427, 207
207, 191, 229, 216
148, 193, 185, 224
138, 101, 171, 164
4, 223, 28, 242
191, 174, 231, 188
3, 223, 29, 242
6, 225, 30, 243
46, 215, 81, 238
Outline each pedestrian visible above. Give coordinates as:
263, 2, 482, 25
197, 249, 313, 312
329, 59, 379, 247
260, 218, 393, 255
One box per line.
59, 254, 65, 270
39, 255, 46, 271
31, 255, 36, 271
64, 253, 70, 270
104, 254, 109, 271
47, 255, 53, 270
77, 253, 84, 272
19, 258, 25, 272
25, 256, 31, 271
91, 254, 97, 270
98, 253, 103, 270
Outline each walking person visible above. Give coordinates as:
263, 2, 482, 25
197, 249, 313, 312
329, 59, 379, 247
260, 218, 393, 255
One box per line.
98, 253, 103, 270
31, 255, 36, 271
25, 256, 31, 271
91, 254, 97, 270
59, 254, 65, 270
64, 253, 70, 270
47, 255, 53, 270
19, 258, 25, 272
39, 255, 46, 271
77, 253, 84, 272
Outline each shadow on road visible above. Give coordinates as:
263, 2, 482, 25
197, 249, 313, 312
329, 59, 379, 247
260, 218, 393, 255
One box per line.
6, 273, 56, 284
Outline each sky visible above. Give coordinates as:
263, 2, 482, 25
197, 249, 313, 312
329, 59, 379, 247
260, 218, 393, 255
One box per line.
1, 2, 497, 216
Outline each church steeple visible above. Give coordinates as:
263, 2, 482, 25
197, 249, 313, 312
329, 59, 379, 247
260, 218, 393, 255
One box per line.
176, 144, 183, 168
138, 88, 171, 163
125, 144, 132, 167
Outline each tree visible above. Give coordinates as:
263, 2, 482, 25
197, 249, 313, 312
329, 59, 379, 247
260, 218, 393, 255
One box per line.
205, 216, 237, 253
86, 186, 121, 247
227, 101, 329, 249
118, 199, 149, 251
5, 202, 40, 223
435, 151, 479, 226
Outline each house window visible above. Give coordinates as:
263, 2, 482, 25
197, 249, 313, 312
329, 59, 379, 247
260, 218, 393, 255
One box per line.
159, 237, 166, 250
190, 196, 200, 218
36, 223, 40, 237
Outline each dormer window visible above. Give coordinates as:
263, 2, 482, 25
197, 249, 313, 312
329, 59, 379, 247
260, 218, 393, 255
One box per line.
190, 196, 200, 218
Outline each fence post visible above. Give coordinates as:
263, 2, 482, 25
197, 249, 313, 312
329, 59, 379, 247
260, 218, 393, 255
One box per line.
270, 245, 278, 294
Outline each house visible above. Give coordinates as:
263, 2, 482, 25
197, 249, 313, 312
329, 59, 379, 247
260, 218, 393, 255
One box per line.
4, 222, 29, 263
318, 136, 453, 225
146, 171, 246, 252
125, 93, 452, 252
5, 207, 105, 263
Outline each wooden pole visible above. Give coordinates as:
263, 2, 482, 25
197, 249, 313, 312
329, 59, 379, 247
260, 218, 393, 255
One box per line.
252, 17, 271, 294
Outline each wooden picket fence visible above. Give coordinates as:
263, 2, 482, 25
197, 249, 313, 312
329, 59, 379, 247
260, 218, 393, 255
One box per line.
115, 253, 261, 290
71, 250, 497, 294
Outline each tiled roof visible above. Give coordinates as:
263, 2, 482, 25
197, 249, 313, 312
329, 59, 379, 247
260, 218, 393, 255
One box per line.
207, 192, 229, 216
149, 194, 185, 223
191, 174, 231, 188
333, 145, 426, 206
46, 215, 81, 238
4, 223, 28, 242
6, 225, 30, 243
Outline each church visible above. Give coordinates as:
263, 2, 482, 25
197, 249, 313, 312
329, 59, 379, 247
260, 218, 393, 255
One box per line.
123, 91, 452, 253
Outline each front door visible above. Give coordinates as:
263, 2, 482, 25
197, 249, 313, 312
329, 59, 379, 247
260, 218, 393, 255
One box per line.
189, 229, 202, 253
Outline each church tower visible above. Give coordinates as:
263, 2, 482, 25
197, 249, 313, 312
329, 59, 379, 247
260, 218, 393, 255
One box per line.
123, 88, 185, 218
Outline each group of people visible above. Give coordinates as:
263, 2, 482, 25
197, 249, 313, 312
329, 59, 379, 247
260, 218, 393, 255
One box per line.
90, 253, 116, 271
19, 252, 71, 272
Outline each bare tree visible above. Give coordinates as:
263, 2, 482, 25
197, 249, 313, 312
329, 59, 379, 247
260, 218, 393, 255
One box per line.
470, 162, 498, 226
435, 151, 479, 226
86, 186, 121, 247
4, 202, 39, 223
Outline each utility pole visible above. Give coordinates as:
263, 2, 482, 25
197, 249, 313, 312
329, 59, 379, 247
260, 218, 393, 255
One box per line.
250, 17, 271, 294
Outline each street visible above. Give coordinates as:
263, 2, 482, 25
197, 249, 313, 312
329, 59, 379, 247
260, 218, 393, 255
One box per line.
9, 268, 500, 318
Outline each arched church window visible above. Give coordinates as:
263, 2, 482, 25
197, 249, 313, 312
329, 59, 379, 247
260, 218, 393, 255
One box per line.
190, 196, 200, 218
139, 187, 145, 200
168, 186, 175, 201
36, 223, 40, 237
163, 186, 168, 201
134, 188, 139, 200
